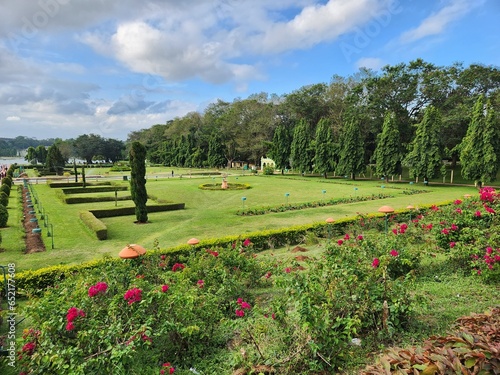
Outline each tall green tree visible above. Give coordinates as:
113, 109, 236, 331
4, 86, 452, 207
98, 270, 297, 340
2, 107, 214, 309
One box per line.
460, 96, 499, 188
336, 118, 365, 180
207, 133, 226, 168
373, 112, 402, 181
268, 124, 292, 174
290, 119, 313, 174
313, 118, 335, 178
35, 145, 47, 164
45, 145, 66, 174
129, 141, 148, 223
404, 106, 444, 182
25, 146, 37, 164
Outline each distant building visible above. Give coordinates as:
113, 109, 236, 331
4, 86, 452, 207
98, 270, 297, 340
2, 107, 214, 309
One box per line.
260, 156, 275, 171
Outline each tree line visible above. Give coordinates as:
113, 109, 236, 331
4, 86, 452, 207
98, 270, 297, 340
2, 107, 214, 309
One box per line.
127, 59, 500, 185
11, 59, 500, 185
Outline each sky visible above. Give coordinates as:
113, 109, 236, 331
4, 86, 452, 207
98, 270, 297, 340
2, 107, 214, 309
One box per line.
0, 0, 499, 141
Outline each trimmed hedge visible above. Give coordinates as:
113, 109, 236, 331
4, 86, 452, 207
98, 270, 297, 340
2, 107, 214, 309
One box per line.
7, 200, 454, 296
62, 186, 128, 194
89, 203, 185, 218
48, 181, 111, 188
65, 195, 132, 204
79, 211, 108, 240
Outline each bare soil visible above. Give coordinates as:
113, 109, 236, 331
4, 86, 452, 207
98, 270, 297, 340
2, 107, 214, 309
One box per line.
22, 186, 46, 254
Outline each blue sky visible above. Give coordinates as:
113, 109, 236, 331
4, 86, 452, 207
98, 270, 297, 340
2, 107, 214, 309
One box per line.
0, 0, 498, 140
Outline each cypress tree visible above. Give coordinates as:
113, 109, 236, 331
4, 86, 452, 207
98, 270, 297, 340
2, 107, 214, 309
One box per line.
373, 112, 401, 181
268, 124, 292, 174
405, 106, 444, 182
290, 119, 313, 174
460, 96, 499, 188
336, 118, 365, 180
313, 118, 335, 178
129, 141, 148, 223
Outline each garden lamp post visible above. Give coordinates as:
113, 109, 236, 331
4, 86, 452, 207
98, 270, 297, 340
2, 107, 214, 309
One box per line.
378, 205, 395, 234
322, 190, 326, 201
326, 217, 334, 241
241, 196, 246, 209
49, 224, 54, 249
285, 192, 290, 205
406, 205, 414, 222
354, 187, 358, 196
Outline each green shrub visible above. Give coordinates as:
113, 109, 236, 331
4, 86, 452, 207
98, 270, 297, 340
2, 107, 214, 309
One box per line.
48, 181, 112, 188
89, 203, 185, 218
2, 175, 12, 188
0, 203, 8, 227
0, 183, 10, 197
362, 307, 500, 374
61, 186, 127, 194
0, 191, 8, 207
263, 166, 274, 175
79, 211, 107, 240
65, 195, 132, 204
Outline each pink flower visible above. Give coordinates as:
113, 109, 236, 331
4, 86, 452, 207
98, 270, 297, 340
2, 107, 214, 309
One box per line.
264, 272, 272, 279
357, 235, 364, 241
450, 224, 458, 231
235, 309, 245, 317
22, 342, 36, 354
337, 239, 343, 245
135, 274, 144, 279
441, 228, 449, 235
455, 208, 462, 214
161, 284, 169, 293
454, 199, 462, 205
88, 282, 108, 297
160, 362, 175, 374
486, 247, 493, 254
271, 313, 276, 320
240, 301, 251, 309
484, 205, 496, 214
474, 210, 482, 217
66, 307, 85, 322
124, 288, 142, 305
431, 205, 439, 211
450, 242, 456, 248
172, 263, 185, 272
371, 258, 380, 268
390, 249, 399, 257
243, 238, 251, 247
392, 229, 398, 235
284, 267, 291, 273
197, 280, 204, 288
400, 223, 408, 231
160, 255, 166, 260
344, 233, 350, 240
207, 249, 219, 257
66, 322, 75, 331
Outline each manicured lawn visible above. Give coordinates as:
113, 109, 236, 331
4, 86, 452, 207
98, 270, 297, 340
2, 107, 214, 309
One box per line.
0, 171, 479, 271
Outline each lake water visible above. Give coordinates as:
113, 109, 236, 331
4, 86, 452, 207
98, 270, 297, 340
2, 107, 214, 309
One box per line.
0, 157, 28, 165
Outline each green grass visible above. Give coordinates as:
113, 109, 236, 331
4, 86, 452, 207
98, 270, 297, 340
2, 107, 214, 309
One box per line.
0, 171, 479, 272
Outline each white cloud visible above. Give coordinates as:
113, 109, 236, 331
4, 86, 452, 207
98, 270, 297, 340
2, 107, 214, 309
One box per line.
355, 57, 385, 71
6, 116, 21, 121
399, 0, 484, 44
